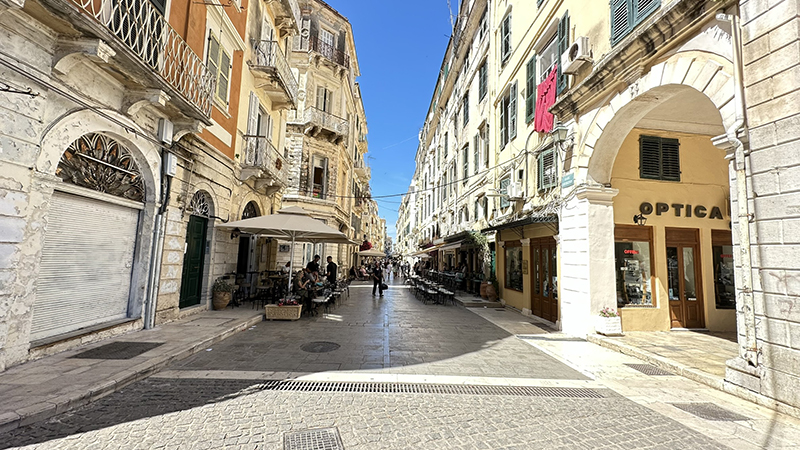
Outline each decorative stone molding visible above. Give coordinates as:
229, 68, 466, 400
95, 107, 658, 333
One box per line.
575, 185, 619, 206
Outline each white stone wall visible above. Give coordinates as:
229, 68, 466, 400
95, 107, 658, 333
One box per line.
733, 0, 800, 410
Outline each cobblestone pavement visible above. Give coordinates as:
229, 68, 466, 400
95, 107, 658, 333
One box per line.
2, 278, 799, 449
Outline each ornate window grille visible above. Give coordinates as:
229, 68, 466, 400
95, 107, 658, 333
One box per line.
242, 201, 259, 219
190, 191, 211, 217
56, 133, 145, 202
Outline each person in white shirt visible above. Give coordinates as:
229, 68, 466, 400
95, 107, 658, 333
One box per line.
385, 262, 393, 281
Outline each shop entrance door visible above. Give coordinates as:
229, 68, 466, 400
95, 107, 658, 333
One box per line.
180, 215, 208, 308
531, 237, 558, 323
665, 228, 704, 329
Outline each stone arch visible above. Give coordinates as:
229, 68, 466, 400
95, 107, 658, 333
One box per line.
188, 188, 217, 219
578, 52, 736, 185
38, 108, 160, 204
238, 192, 266, 219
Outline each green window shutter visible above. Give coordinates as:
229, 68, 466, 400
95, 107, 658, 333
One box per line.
635, 0, 660, 23
537, 0, 545, 6
499, 98, 507, 149
639, 135, 680, 181
661, 137, 681, 181
557, 11, 570, 96
463, 91, 469, 127
500, 178, 510, 209
610, 0, 633, 45
501, 15, 511, 63
509, 82, 518, 140
479, 63, 487, 100
525, 55, 537, 123
639, 135, 662, 179
474, 134, 479, 173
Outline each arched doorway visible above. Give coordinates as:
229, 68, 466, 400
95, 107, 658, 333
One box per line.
586, 82, 735, 332
31, 133, 146, 342
180, 191, 213, 308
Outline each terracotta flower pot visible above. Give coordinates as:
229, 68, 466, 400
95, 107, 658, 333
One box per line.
485, 283, 497, 302
480, 282, 489, 299
212, 291, 231, 310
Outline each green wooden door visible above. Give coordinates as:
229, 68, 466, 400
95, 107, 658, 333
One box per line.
180, 215, 208, 308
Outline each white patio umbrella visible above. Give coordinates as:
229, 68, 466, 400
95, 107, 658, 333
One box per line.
221, 206, 357, 295
358, 248, 386, 257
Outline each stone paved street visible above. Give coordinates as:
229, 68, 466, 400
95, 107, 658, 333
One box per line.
2, 279, 800, 449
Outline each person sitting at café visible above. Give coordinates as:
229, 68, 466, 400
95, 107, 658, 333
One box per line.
281, 261, 291, 274
348, 266, 357, 281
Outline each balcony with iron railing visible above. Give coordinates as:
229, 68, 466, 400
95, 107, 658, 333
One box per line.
309, 34, 350, 68
239, 135, 289, 191
250, 40, 298, 108
291, 106, 349, 143
60, 0, 215, 120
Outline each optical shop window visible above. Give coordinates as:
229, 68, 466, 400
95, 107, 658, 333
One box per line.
614, 225, 654, 307
505, 242, 523, 291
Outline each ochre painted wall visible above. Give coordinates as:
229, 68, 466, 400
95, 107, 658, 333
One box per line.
611, 128, 736, 332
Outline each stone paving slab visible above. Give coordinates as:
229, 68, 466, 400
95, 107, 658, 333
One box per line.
0, 308, 263, 434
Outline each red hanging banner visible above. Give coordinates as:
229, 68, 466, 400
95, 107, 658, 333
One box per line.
534, 65, 558, 134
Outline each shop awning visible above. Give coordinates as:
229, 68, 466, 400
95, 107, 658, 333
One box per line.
410, 243, 444, 256
438, 242, 463, 252
481, 214, 558, 233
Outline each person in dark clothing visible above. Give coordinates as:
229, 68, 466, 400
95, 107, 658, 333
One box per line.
306, 255, 321, 281
371, 263, 384, 297
326, 256, 337, 285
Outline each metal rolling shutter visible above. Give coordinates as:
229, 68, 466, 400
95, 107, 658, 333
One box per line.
31, 191, 140, 342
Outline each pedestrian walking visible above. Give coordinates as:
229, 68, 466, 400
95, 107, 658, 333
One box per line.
385, 261, 393, 281
372, 263, 384, 297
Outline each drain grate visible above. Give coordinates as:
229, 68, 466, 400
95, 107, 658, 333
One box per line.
285, 427, 344, 450
517, 335, 586, 342
300, 342, 341, 353
71, 342, 164, 360
670, 402, 750, 421
624, 363, 675, 376
258, 380, 608, 398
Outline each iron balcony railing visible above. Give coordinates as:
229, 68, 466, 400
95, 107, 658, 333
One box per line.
68, 0, 214, 117
242, 135, 289, 183
252, 40, 298, 104
304, 106, 349, 137
309, 35, 349, 68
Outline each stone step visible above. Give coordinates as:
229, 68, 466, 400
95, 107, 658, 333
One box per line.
455, 295, 503, 308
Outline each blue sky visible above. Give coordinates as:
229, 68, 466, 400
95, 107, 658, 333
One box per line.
326, 0, 457, 239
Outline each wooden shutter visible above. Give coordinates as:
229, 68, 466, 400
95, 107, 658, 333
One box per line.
509, 82, 518, 140
526, 55, 537, 123
661, 138, 681, 181
499, 96, 507, 149
639, 135, 661, 179
557, 11, 570, 95
207, 33, 220, 80
474, 134, 479, 173
635, 0, 660, 22
463, 91, 469, 126
501, 14, 511, 62
611, 0, 633, 45
247, 92, 259, 135
479, 62, 487, 100
218, 49, 231, 103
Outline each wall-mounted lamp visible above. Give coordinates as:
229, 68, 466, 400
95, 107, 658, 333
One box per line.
552, 121, 569, 145
633, 214, 647, 226
230, 228, 241, 239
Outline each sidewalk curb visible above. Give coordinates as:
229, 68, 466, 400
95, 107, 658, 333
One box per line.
587, 333, 800, 420
586, 334, 723, 389
0, 313, 264, 434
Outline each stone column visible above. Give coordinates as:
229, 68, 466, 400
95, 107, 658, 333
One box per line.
559, 186, 619, 336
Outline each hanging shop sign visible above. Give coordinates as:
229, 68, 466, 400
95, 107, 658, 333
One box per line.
639, 202, 726, 220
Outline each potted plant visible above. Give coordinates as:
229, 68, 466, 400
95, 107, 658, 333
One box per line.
212, 278, 235, 310
485, 274, 499, 302
596, 307, 623, 336
265, 298, 302, 320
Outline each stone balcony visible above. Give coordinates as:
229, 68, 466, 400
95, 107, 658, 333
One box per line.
354, 157, 370, 181
292, 106, 349, 144
265, 0, 301, 36
51, 0, 215, 122
240, 135, 288, 194
250, 40, 298, 109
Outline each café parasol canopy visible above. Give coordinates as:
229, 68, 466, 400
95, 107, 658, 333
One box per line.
220, 206, 357, 294
357, 248, 386, 257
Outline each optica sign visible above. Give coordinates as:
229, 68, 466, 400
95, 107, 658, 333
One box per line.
639, 202, 726, 220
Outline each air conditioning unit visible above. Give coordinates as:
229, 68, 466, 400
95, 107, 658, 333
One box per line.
507, 182, 524, 200
561, 36, 592, 75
